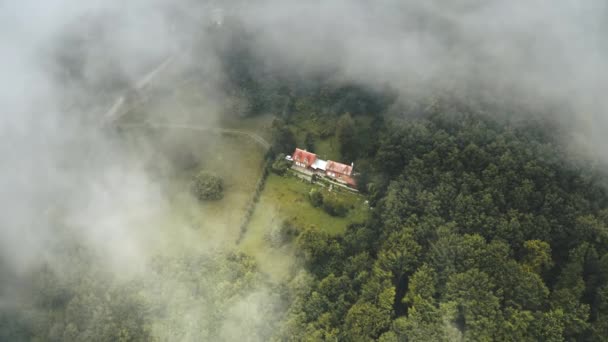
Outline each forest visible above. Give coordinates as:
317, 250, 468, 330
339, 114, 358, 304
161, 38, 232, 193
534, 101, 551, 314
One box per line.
275, 105, 608, 341
208, 32, 608, 338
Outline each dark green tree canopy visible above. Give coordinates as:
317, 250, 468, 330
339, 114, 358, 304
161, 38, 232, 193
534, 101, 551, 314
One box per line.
191, 171, 224, 201
278, 109, 608, 341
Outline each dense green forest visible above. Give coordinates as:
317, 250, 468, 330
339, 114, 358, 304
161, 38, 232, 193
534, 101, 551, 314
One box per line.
276, 108, 608, 341
227, 33, 608, 337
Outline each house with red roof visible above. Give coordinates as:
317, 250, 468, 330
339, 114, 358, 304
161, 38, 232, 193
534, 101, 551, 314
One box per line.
292, 148, 317, 168
325, 160, 357, 187
290, 148, 357, 189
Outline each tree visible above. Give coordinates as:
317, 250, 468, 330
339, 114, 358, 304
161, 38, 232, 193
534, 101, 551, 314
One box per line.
296, 228, 344, 277
271, 154, 291, 175
336, 113, 356, 161
270, 119, 296, 155
522, 240, 553, 274
191, 171, 224, 201
305, 132, 315, 152
495, 261, 549, 311
322, 195, 348, 217
375, 229, 422, 286
308, 189, 324, 207
404, 264, 437, 304
343, 298, 393, 341
445, 269, 501, 341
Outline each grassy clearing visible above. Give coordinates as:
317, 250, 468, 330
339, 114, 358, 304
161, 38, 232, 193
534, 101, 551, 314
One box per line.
258, 173, 368, 234
221, 113, 275, 141
240, 172, 369, 279
166, 134, 265, 244
121, 124, 266, 250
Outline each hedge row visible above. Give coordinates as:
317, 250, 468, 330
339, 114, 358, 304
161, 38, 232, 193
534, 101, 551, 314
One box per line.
236, 158, 272, 244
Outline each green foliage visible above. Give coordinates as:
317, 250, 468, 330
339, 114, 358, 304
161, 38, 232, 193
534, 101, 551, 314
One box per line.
375, 229, 422, 285
281, 110, 608, 341
445, 269, 501, 341
266, 220, 299, 247
336, 113, 356, 161
296, 228, 344, 277
4, 245, 284, 342
522, 240, 554, 274
191, 170, 224, 201
344, 300, 393, 341
322, 195, 349, 217
270, 119, 296, 155
304, 132, 316, 152
308, 189, 324, 207
271, 154, 291, 175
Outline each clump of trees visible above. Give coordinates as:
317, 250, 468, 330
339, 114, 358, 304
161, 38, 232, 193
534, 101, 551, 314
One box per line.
336, 113, 356, 161
304, 132, 316, 152
270, 119, 296, 156
309, 189, 348, 217
191, 171, 224, 201
1, 245, 284, 342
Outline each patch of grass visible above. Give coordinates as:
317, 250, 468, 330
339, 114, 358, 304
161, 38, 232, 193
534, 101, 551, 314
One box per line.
168, 135, 265, 241
244, 173, 368, 240
240, 173, 368, 280
267, 173, 368, 234
221, 113, 275, 141
120, 126, 266, 248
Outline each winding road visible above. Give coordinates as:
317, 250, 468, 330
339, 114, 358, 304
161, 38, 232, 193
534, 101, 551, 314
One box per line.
104, 54, 271, 151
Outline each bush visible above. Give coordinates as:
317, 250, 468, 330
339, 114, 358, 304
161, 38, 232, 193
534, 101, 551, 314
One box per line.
271, 154, 291, 175
191, 171, 224, 201
309, 189, 324, 207
322, 195, 348, 217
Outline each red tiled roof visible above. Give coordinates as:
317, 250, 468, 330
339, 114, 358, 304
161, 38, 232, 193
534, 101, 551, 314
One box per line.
326, 160, 353, 176
292, 148, 317, 167
343, 175, 357, 187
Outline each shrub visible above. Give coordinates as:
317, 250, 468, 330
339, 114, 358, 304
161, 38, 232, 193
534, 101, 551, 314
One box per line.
322, 195, 348, 217
191, 171, 224, 201
309, 189, 324, 207
271, 154, 291, 175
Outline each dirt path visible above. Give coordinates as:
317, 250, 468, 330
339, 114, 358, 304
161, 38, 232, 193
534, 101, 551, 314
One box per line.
119, 121, 271, 150
103, 55, 176, 124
